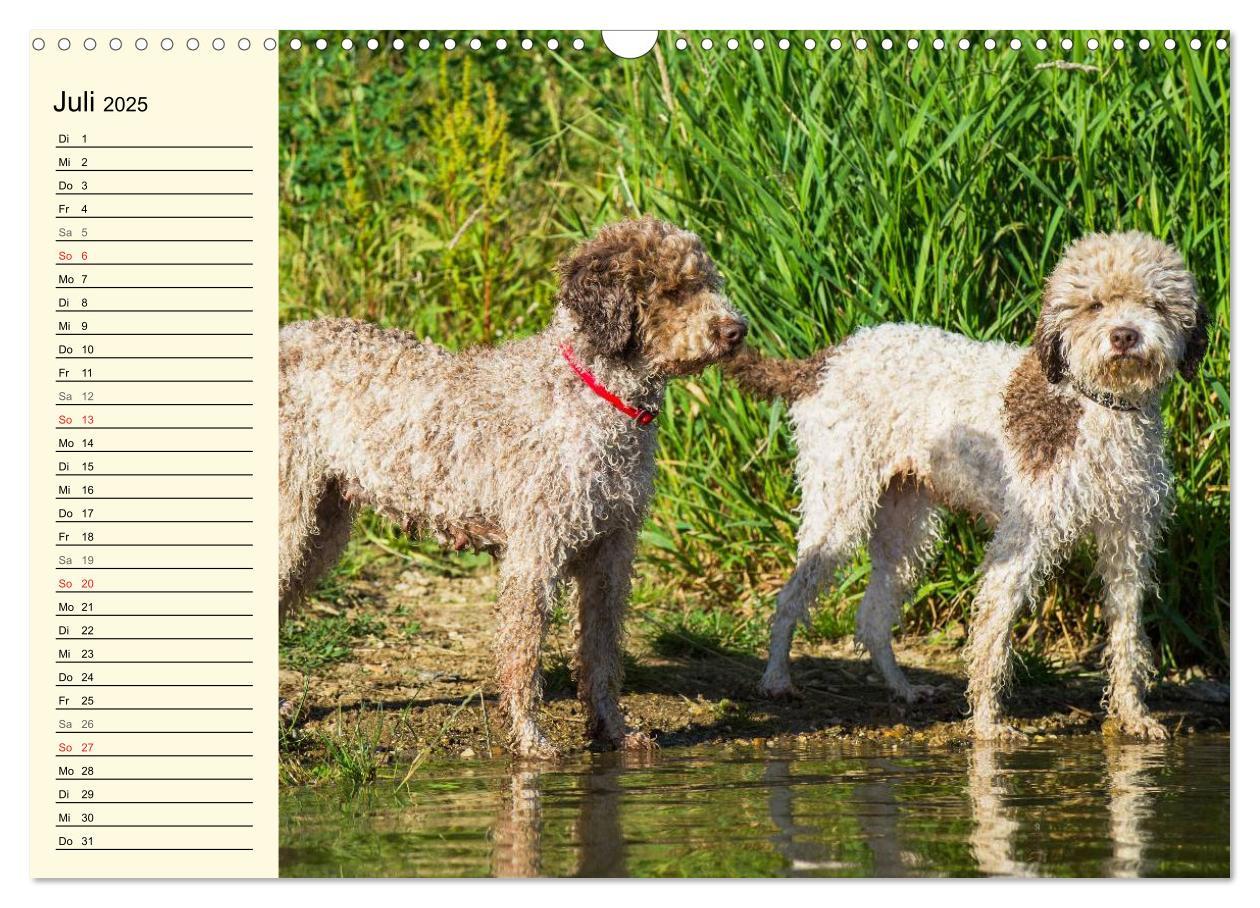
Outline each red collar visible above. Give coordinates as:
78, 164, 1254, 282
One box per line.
560, 344, 656, 427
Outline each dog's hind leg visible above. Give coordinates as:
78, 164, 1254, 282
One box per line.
278, 439, 356, 619
301, 480, 357, 596
278, 440, 322, 618
760, 484, 877, 699
856, 480, 941, 702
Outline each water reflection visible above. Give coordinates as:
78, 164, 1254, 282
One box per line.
967, 743, 1037, 877
1106, 741, 1164, 878
492, 768, 543, 877
851, 760, 914, 876
765, 757, 846, 873
575, 756, 629, 877
493, 754, 638, 877
964, 739, 1169, 878
766, 756, 911, 875
491, 743, 1173, 878
280, 735, 1228, 878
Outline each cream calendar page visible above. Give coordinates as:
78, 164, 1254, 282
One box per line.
29, 30, 279, 878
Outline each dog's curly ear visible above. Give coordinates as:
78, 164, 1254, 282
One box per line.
556, 246, 634, 357
1179, 302, 1210, 381
1033, 315, 1067, 384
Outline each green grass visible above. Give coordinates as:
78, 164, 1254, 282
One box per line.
280, 30, 1229, 673
318, 723, 381, 794
801, 602, 859, 645
282, 706, 387, 793
645, 606, 765, 660
280, 612, 387, 672
1011, 646, 1078, 687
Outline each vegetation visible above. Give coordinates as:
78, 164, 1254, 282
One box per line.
280, 612, 386, 673
280, 31, 1229, 672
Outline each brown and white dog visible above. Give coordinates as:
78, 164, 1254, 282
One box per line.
727, 231, 1207, 740
278, 217, 746, 757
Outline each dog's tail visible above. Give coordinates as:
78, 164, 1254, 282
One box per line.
721, 346, 832, 403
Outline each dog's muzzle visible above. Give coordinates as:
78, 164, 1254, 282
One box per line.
713, 316, 748, 354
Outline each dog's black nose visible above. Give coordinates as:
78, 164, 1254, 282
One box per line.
1110, 327, 1139, 353
717, 318, 747, 347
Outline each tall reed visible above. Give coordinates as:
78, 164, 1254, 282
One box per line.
280, 31, 1229, 669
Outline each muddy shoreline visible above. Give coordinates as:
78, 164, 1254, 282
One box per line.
279, 564, 1229, 777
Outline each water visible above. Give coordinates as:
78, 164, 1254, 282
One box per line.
280, 734, 1229, 878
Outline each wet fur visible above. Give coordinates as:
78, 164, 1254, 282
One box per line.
1001, 353, 1083, 476
279, 217, 746, 758
754, 231, 1207, 741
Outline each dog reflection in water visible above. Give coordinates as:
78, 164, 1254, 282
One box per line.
967, 744, 1039, 877
767, 757, 915, 875
491, 769, 543, 877
1105, 742, 1165, 878
491, 756, 633, 877
764, 744, 1165, 877
490, 743, 1165, 877
968, 741, 1165, 877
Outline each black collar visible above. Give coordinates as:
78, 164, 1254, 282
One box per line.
1069, 377, 1142, 412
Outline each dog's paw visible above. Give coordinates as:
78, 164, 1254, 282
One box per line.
758, 674, 801, 700
1104, 713, 1169, 741
897, 683, 941, 705
514, 734, 562, 762
621, 730, 658, 752
585, 711, 627, 751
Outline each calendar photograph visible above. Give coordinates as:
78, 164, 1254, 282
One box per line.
26, 18, 1235, 887
270, 30, 1230, 877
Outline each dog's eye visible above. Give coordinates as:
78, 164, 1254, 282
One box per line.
1088, 301, 1104, 312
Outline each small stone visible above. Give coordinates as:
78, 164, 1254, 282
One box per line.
459, 747, 476, 759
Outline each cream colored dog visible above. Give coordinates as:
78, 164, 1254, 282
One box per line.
727, 232, 1207, 740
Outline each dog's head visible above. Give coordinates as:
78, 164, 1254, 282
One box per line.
556, 217, 747, 376
1034, 231, 1207, 396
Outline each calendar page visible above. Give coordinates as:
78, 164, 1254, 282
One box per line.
26, 26, 1231, 881
28, 30, 279, 878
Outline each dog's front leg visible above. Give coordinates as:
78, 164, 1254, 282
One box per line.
493, 567, 559, 759
1095, 520, 1167, 740
572, 528, 649, 750
965, 521, 1053, 740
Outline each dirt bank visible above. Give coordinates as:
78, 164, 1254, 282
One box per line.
279, 561, 1229, 776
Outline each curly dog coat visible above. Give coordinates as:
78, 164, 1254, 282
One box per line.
726, 231, 1207, 740
279, 217, 746, 757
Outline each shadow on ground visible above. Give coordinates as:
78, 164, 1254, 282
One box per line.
279, 564, 1229, 775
